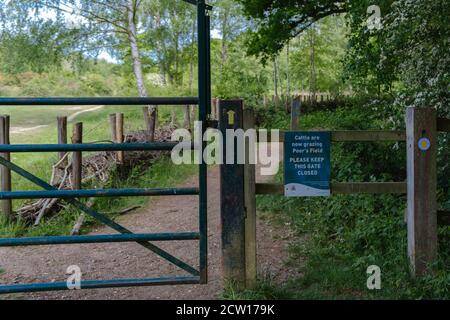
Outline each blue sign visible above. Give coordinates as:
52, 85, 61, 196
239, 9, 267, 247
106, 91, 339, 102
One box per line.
284, 132, 331, 197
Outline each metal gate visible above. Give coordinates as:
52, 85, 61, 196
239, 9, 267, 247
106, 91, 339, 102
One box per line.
0, 0, 211, 294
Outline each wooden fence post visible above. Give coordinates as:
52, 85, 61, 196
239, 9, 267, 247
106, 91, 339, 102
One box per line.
109, 114, 117, 143
184, 105, 191, 130
143, 107, 150, 138
243, 108, 257, 289
291, 97, 301, 131
57, 116, 68, 166
0, 115, 12, 221
406, 107, 438, 276
71, 123, 83, 191
219, 99, 246, 289
144, 107, 157, 142
211, 98, 217, 120
116, 113, 124, 164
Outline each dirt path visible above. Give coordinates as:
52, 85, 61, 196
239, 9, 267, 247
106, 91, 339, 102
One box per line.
0, 160, 292, 300
9, 105, 105, 135
67, 105, 104, 122
11, 125, 49, 134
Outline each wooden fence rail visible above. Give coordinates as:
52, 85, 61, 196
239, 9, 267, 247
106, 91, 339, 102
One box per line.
256, 182, 408, 195
261, 130, 407, 143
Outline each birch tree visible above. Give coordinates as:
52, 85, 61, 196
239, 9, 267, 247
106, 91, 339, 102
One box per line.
8, 0, 158, 140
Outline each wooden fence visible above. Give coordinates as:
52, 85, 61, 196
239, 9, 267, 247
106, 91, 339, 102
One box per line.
0, 111, 137, 221
219, 99, 450, 289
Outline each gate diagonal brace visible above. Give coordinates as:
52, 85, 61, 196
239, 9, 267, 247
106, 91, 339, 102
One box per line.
0, 157, 199, 277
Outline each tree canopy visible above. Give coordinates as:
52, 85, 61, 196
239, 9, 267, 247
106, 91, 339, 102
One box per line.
238, 0, 449, 113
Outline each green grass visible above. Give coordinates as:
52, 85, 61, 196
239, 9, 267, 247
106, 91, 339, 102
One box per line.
222, 275, 294, 300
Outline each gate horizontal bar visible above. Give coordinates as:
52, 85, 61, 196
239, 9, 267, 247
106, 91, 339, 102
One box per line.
0, 232, 200, 247
0, 143, 180, 153
330, 130, 406, 142
0, 97, 199, 106
257, 182, 407, 195
0, 187, 199, 200
0, 276, 200, 294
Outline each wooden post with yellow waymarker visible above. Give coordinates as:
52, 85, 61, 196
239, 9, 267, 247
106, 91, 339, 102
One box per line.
219, 99, 246, 290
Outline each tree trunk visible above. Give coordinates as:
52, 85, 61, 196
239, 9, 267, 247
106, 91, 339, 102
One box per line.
155, 13, 167, 86
221, 11, 229, 71
171, 31, 181, 128
286, 42, 291, 111
273, 57, 280, 106
186, 19, 196, 129
127, 0, 156, 141
309, 30, 317, 103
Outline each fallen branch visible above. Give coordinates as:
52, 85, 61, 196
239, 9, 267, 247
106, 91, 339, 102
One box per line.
107, 206, 142, 216
70, 198, 96, 236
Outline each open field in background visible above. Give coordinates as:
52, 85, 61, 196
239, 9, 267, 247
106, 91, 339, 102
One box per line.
0, 104, 198, 237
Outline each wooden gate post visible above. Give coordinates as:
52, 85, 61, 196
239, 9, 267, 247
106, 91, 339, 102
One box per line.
219, 99, 246, 289
0, 115, 12, 221
243, 108, 257, 288
406, 107, 438, 276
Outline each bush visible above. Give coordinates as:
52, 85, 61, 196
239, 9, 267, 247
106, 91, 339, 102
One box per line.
80, 73, 112, 96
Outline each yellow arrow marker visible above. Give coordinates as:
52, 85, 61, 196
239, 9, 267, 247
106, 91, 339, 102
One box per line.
227, 110, 236, 126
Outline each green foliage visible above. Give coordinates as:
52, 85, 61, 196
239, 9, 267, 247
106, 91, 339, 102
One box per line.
0, 20, 77, 74
0, 69, 127, 97
223, 274, 293, 300
238, 0, 449, 113
289, 16, 348, 94
141, 0, 196, 86
383, 0, 450, 114
237, 0, 348, 62
343, 0, 398, 94
213, 36, 269, 103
